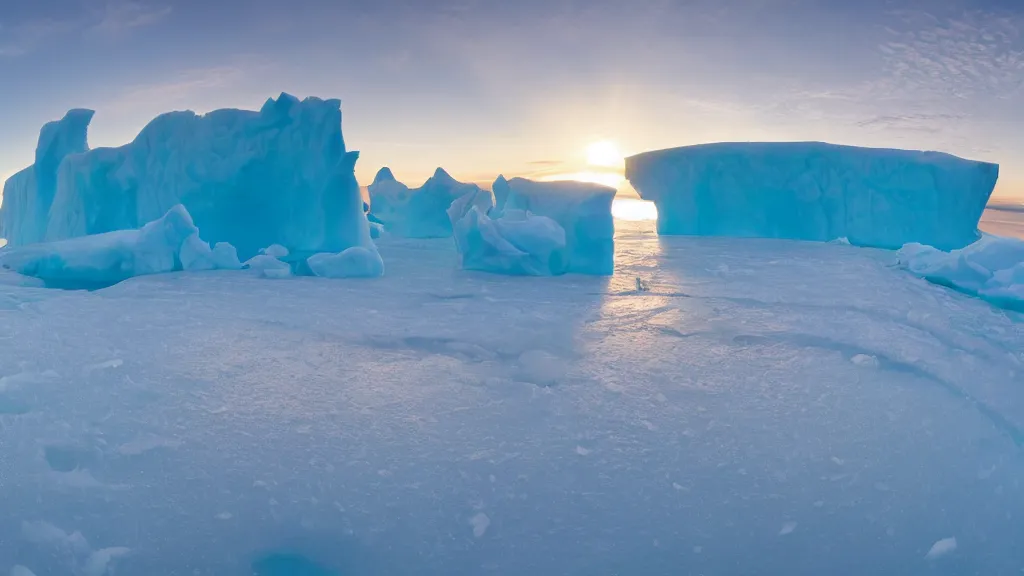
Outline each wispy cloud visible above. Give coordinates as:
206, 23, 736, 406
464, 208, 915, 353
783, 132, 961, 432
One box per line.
87, 0, 172, 38
0, 19, 77, 58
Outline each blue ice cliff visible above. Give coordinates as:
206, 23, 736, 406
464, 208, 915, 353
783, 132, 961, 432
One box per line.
368, 167, 486, 238
625, 142, 999, 250
1, 93, 377, 266
449, 178, 615, 276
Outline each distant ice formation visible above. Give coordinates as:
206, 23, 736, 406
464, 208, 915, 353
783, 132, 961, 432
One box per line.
898, 234, 1024, 310
368, 167, 487, 238
0, 205, 240, 287
1, 93, 374, 262
626, 142, 999, 250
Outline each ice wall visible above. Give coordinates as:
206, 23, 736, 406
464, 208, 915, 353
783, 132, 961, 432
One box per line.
625, 142, 999, 250
503, 178, 616, 275
0, 109, 95, 246
2, 93, 369, 261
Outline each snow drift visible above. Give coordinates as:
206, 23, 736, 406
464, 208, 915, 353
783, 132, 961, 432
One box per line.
898, 234, 1024, 310
1, 93, 374, 262
368, 167, 486, 238
625, 142, 999, 250
0, 204, 240, 288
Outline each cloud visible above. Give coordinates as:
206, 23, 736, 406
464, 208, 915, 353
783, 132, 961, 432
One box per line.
0, 19, 77, 58
86, 0, 171, 38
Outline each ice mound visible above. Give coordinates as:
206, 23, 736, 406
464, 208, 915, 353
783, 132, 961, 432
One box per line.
898, 234, 1024, 309
501, 178, 616, 275
0, 204, 239, 287
452, 206, 568, 276
368, 167, 486, 238
626, 142, 999, 250
1, 93, 372, 261
244, 254, 292, 279
307, 246, 385, 279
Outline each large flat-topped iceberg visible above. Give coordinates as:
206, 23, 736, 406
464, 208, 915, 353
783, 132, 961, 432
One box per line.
1, 93, 373, 261
625, 142, 999, 250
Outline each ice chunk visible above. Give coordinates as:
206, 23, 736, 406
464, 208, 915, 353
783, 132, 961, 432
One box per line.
502, 178, 616, 275
243, 255, 292, 279
0, 205, 236, 287
10, 566, 37, 576
83, 547, 130, 576
369, 167, 486, 238
897, 234, 1024, 309
260, 244, 289, 259
179, 234, 242, 272
0, 109, 94, 247
307, 246, 385, 279
2, 94, 369, 262
451, 206, 568, 276
925, 537, 957, 559
625, 142, 999, 250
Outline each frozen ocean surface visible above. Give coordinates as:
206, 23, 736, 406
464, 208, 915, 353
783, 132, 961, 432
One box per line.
1, 218, 1022, 575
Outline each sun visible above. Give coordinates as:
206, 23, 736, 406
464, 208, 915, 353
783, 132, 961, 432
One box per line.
586, 140, 624, 168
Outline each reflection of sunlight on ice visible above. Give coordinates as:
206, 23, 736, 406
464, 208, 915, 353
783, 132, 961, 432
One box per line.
612, 198, 658, 221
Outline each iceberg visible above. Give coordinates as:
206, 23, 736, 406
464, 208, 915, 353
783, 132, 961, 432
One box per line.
1, 93, 373, 262
452, 206, 568, 276
898, 234, 1024, 310
368, 167, 486, 238
625, 142, 999, 250
0, 204, 239, 288
502, 178, 616, 275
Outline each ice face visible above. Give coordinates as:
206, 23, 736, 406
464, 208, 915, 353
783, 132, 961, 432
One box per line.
0, 109, 95, 247
0, 204, 238, 288
502, 178, 616, 275
898, 234, 1024, 310
625, 142, 999, 250
2, 94, 367, 262
368, 167, 486, 238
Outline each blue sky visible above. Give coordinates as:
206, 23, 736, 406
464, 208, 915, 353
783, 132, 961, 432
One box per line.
1, 0, 1022, 198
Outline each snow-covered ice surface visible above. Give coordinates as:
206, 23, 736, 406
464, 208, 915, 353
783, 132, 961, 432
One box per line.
1, 220, 1023, 575
626, 142, 999, 250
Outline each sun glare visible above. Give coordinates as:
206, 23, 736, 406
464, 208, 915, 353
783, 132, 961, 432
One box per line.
586, 140, 624, 168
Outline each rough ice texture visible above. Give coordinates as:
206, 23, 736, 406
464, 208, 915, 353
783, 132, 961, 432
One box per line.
368, 167, 486, 238
1, 93, 375, 262
625, 142, 999, 250
898, 234, 1024, 310
502, 178, 616, 275
452, 206, 568, 276
0, 204, 239, 287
